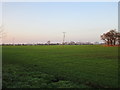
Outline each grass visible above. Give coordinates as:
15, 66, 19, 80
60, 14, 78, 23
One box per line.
2, 45, 118, 88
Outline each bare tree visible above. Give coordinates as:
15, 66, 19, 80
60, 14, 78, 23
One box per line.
101, 29, 120, 45
47, 40, 50, 45
117, 32, 120, 45
101, 33, 109, 45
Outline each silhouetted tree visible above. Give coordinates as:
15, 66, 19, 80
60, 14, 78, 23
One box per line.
117, 32, 120, 45
47, 40, 50, 45
101, 29, 119, 45
101, 33, 110, 45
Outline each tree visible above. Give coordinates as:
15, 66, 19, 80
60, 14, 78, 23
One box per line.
101, 29, 119, 45
117, 32, 120, 45
101, 33, 109, 45
69, 41, 76, 45
47, 40, 50, 45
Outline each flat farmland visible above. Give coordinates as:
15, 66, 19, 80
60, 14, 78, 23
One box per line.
2, 45, 118, 88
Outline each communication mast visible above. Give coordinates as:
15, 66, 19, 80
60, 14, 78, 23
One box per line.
63, 32, 66, 45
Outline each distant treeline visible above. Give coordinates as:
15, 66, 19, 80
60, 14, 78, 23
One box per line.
1, 42, 104, 46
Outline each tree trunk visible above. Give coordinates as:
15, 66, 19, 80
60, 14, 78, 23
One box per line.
113, 39, 116, 45
110, 39, 112, 45
107, 39, 110, 45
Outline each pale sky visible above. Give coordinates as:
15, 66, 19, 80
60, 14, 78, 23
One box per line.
2, 2, 118, 44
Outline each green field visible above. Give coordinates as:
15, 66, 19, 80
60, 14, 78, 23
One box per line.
2, 45, 118, 88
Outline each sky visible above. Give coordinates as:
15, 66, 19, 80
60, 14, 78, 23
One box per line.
2, 2, 118, 44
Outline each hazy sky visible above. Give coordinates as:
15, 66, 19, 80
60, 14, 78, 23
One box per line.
2, 2, 118, 44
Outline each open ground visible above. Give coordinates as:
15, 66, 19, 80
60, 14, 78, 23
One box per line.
2, 45, 118, 88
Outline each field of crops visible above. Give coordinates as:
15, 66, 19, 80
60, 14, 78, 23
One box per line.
2, 45, 118, 88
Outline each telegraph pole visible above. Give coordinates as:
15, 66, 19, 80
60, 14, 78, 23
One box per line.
63, 32, 66, 45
